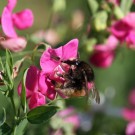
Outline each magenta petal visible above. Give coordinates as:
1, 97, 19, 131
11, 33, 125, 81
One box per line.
40, 48, 60, 74
106, 35, 118, 49
0, 37, 27, 52
62, 39, 79, 60
126, 31, 135, 47
17, 82, 33, 99
39, 72, 56, 100
90, 51, 114, 68
29, 92, 46, 110
94, 36, 118, 51
38, 72, 48, 94
124, 13, 135, 28
25, 66, 39, 94
110, 20, 131, 41
1, 7, 17, 38
12, 9, 34, 30
7, 0, 17, 11
122, 108, 135, 121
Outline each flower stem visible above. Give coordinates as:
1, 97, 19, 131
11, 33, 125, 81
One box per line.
10, 96, 16, 117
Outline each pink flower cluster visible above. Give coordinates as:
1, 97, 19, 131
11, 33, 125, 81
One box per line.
0, 0, 34, 52
18, 39, 82, 109
90, 12, 135, 68
110, 13, 135, 49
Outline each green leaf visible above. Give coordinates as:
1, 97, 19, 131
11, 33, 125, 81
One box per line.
0, 123, 11, 135
0, 57, 4, 71
0, 92, 9, 110
5, 50, 13, 88
87, 0, 99, 14
0, 108, 6, 126
21, 69, 28, 113
14, 119, 28, 135
27, 105, 59, 124
0, 108, 11, 135
0, 85, 8, 92
94, 10, 108, 31
120, 0, 133, 15
0, 106, 11, 134
5, 50, 13, 76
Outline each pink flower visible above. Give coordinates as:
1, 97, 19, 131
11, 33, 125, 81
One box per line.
122, 108, 135, 121
40, 39, 78, 75
1, 0, 34, 38
0, 0, 33, 52
0, 37, 27, 52
90, 35, 118, 68
58, 107, 80, 130
18, 66, 46, 110
126, 122, 135, 135
110, 12, 135, 48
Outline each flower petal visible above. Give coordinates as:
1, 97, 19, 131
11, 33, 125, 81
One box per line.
1, 7, 17, 38
122, 108, 135, 121
40, 48, 61, 74
29, 92, 46, 110
90, 51, 114, 68
126, 31, 135, 48
39, 72, 56, 100
62, 38, 79, 60
7, 0, 17, 11
25, 66, 39, 95
17, 82, 33, 99
12, 9, 34, 30
106, 35, 119, 49
124, 13, 135, 28
0, 37, 27, 52
110, 20, 131, 41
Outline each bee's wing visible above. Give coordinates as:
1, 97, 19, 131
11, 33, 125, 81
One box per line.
91, 86, 100, 104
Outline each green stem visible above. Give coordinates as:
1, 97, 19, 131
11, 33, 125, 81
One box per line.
10, 96, 16, 117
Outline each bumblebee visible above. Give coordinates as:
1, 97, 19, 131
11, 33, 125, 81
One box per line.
55, 59, 100, 104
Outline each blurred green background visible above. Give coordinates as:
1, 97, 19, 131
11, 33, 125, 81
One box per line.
1, 0, 135, 134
